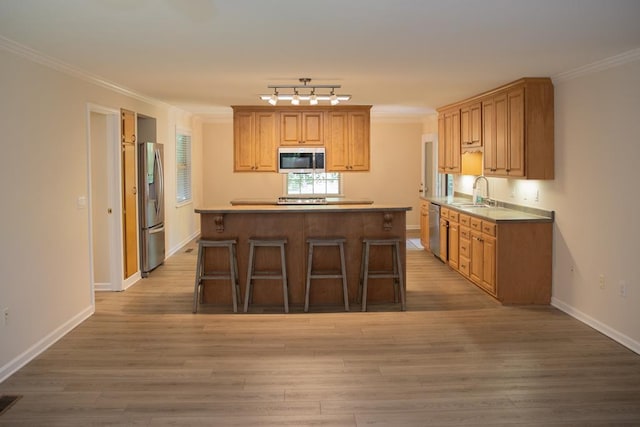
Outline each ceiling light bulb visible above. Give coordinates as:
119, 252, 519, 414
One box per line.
291, 90, 300, 105
330, 91, 339, 105
268, 93, 278, 106
309, 91, 318, 105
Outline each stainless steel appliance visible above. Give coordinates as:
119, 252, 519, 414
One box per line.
278, 147, 325, 173
429, 203, 445, 261
139, 142, 165, 276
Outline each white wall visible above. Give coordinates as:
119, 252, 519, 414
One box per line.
0, 48, 201, 380
200, 118, 424, 227
454, 55, 640, 352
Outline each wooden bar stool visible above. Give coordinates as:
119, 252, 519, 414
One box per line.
244, 238, 289, 313
304, 237, 349, 313
358, 238, 406, 312
193, 239, 240, 313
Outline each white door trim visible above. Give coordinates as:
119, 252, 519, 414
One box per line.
86, 103, 126, 296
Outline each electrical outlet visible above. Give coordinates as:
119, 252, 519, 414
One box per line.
619, 280, 628, 298
2, 308, 8, 327
535, 190, 539, 202
599, 274, 605, 289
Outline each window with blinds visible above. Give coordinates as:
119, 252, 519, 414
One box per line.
176, 130, 192, 204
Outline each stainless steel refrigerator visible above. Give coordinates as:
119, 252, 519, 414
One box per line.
139, 142, 165, 276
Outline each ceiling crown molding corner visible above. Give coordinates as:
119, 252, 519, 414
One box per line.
552, 48, 640, 83
0, 34, 169, 108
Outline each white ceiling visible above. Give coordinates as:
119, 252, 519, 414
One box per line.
1, 0, 639, 116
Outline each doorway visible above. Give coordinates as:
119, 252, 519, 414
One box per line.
87, 104, 124, 295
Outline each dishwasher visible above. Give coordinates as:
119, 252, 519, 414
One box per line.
429, 203, 445, 262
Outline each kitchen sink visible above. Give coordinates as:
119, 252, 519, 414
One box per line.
450, 202, 491, 208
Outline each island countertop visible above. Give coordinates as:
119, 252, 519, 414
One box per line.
196, 204, 412, 214
195, 204, 410, 311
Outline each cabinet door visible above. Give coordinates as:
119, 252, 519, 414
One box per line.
461, 103, 481, 149
234, 111, 255, 171
448, 221, 459, 270
470, 102, 482, 147
482, 235, 497, 295
120, 108, 137, 279
279, 112, 324, 146
438, 114, 446, 173
469, 230, 484, 285
327, 112, 349, 171
507, 87, 525, 177
348, 111, 370, 170
420, 202, 430, 251
254, 112, 277, 171
482, 99, 496, 174
279, 112, 301, 145
121, 109, 136, 143
494, 93, 508, 176
302, 112, 323, 145
444, 110, 461, 173
327, 111, 369, 171
439, 218, 448, 261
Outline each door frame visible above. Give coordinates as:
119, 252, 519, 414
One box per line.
86, 103, 129, 297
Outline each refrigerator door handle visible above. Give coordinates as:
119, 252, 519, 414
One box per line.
155, 148, 164, 219
149, 225, 165, 234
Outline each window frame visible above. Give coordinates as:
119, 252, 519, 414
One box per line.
175, 128, 192, 206
284, 172, 343, 197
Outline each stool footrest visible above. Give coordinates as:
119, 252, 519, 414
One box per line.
200, 274, 234, 280
310, 273, 345, 279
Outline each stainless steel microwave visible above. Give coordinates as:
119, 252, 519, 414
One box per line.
278, 147, 325, 173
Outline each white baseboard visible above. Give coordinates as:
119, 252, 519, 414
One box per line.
0, 305, 94, 383
551, 297, 640, 355
93, 282, 113, 292
122, 271, 141, 291
167, 231, 199, 258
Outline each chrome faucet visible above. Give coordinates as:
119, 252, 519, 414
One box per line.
473, 176, 491, 205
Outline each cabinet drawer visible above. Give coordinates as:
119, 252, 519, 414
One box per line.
448, 211, 459, 222
470, 217, 482, 231
441, 208, 449, 219
459, 214, 470, 226
459, 256, 470, 277
482, 221, 496, 236
460, 226, 470, 240
460, 238, 470, 258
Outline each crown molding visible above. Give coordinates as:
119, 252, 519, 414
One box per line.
552, 48, 640, 83
0, 35, 169, 108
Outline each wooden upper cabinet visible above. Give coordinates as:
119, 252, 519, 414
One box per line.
442, 77, 554, 180
233, 109, 277, 172
460, 102, 482, 150
326, 107, 371, 171
483, 82, 552, 178
438, 108, 461, 173
280, 111, 324, 146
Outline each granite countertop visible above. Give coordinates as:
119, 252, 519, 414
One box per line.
423, 196, 554, 223
230, 197, 374, 206
196, 204, 411, 214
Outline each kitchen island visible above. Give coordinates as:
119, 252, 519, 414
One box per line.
195, 204, 411, 310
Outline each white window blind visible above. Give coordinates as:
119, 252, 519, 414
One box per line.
176, 130, 192, 204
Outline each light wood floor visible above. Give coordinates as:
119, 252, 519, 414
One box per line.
2, 234, 640, 426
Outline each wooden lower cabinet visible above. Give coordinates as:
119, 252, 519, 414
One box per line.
440, 206, 552, 304
447, 211, 459, 271
419, 201, 430, 251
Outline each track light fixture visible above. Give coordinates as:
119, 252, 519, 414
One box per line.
260, 78, 351, 106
